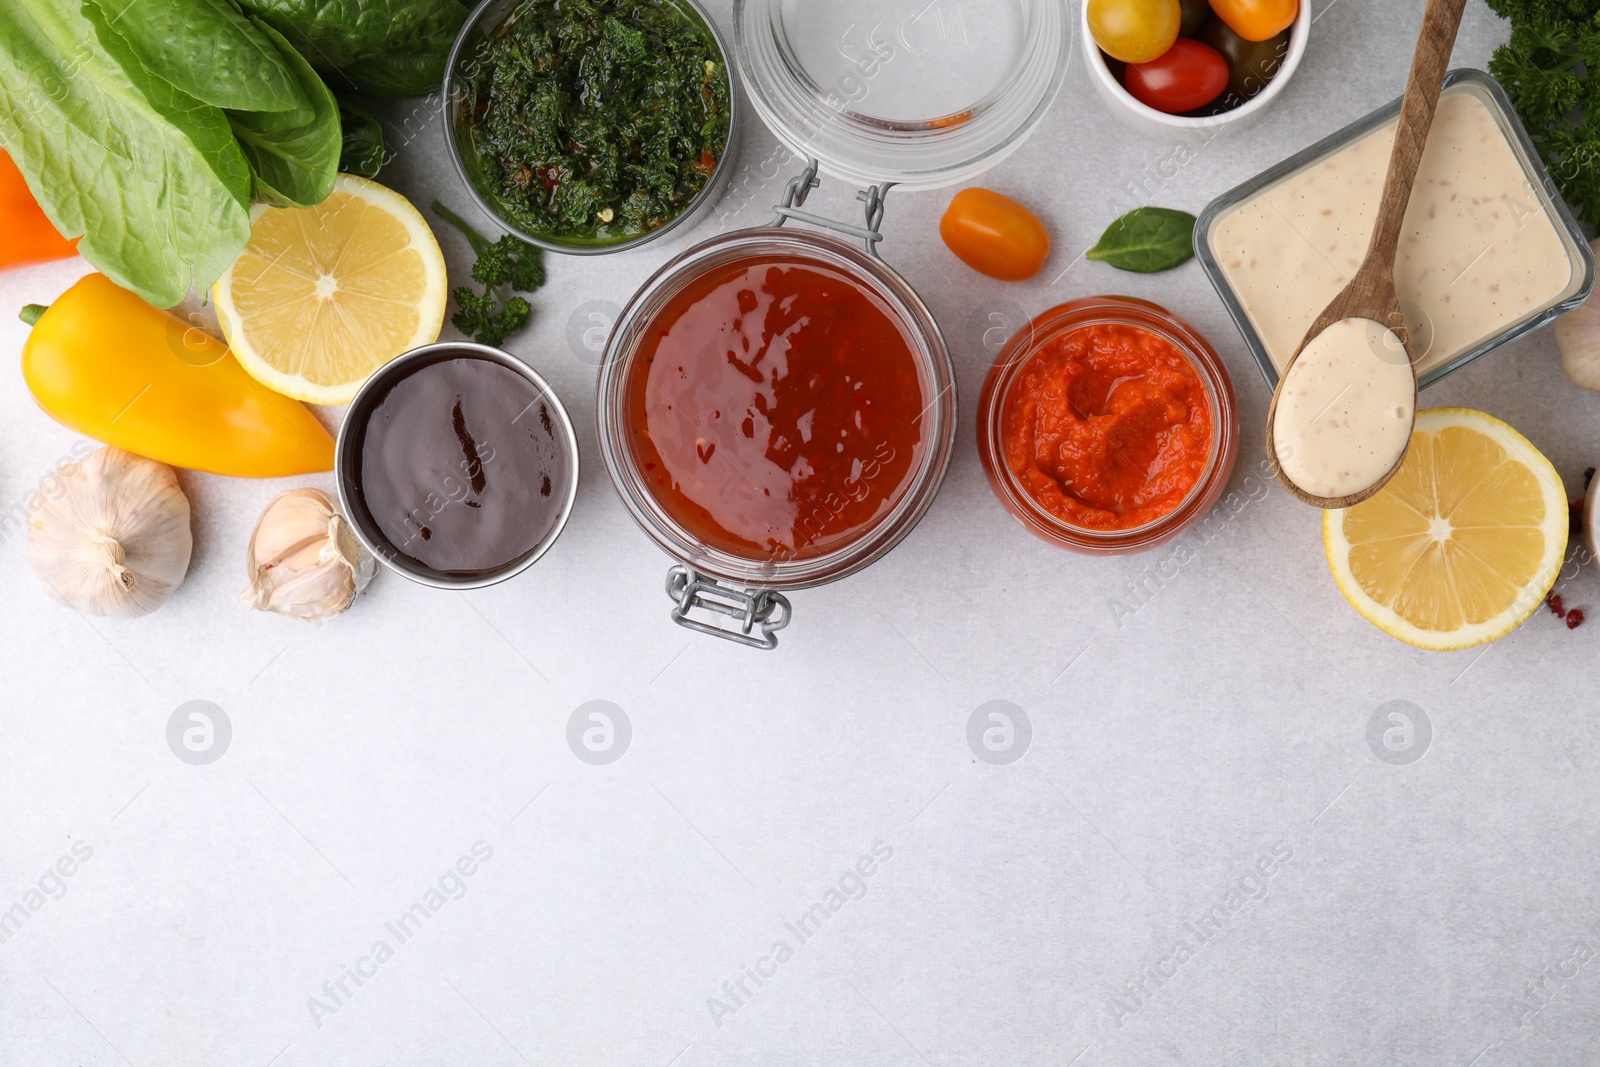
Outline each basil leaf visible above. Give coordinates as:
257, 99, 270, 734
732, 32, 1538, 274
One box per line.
337, 99, 385, 178
83, 0, 310, 116
1086, 207, 1198, 273
0, 0, 252, 307
228, 19, 341, 207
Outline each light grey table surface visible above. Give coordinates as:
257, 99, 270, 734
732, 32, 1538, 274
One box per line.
4, 1, 1599, 1064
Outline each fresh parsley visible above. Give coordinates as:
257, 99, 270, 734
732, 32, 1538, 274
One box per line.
432, 200, 548, 348
1485, 0, 1600, 228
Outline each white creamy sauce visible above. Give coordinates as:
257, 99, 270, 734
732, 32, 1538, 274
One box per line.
1212, 90, 1575, 377
1274, 317, 1414, 499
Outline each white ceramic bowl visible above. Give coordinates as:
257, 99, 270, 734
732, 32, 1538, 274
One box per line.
1080, 1, 1311, 141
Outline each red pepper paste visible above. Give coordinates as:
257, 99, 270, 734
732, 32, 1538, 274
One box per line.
1003, 322, 1212, 530
626, 256, 927, 560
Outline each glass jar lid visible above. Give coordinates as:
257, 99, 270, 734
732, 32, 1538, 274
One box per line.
734, 0, 1070, 190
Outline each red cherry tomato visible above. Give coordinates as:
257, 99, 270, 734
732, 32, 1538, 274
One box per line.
1124, 39, 1230, 114
939, 188, 1051, 281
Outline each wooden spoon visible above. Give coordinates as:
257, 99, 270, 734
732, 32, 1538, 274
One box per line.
1263, 0, 1468, 509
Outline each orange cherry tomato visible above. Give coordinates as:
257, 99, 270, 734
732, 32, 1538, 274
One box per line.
0, 149, 78, 270
939, 188, 1051, 282
1087, 0, 1182, 64
1208, 0, 1298, 42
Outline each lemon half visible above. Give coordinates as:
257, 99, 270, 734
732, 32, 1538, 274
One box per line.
213, 173, 447, 405
1324, 407, 1567, 651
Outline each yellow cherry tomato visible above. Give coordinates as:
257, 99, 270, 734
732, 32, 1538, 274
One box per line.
940, 188, 1052, 282
1088, 0, 1182, 64
21, 274, 335, 477
1208, 0, 1298, 42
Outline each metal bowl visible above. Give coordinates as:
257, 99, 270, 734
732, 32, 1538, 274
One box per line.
335, 341, 581, 590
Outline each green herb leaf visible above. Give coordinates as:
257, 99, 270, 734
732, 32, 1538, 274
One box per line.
1486, 2, 1600, 229
227, 19, 341, 207
83, 0, 310, 116
0, 0, 253, 307
338, 50, 453, 99
1085, 207, 1198, 273
236, 0, 470, 97
337, 99, 385, 178
433, 200, 547, 347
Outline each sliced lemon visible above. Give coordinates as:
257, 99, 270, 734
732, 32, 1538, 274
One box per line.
1324, 407, 1567, 651
213, 173, 447, 405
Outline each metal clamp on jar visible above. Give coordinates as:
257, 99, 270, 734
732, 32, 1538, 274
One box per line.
596, 0, 1070, 648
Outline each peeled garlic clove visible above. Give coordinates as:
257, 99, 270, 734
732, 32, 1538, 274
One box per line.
242, 488, 373, 621
26, 447, 193, 617
1558, 238, 1600, 393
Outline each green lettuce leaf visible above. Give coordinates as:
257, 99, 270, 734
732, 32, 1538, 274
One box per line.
228, 19, 341, 206
235, 0, 470, 97
84, 0, 310, 116
337, 98, 386, 177
0, 0, 253, 306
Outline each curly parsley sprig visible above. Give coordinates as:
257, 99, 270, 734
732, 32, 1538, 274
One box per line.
431, 200, 548, 347
1485, 0, 1600, 229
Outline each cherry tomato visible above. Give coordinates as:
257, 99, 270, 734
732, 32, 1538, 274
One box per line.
1124, 38, 1229, 114
939, 188, 1051, 281
1087, 0, 1182, 65
1208, 0, 1297, 43
1178, 0, 1212, 37
1198, 16, 1291, 104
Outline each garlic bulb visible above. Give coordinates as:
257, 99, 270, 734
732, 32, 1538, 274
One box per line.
241, 488, 374, 620
1558, 238, 1600, 392
26, 448, 192, 617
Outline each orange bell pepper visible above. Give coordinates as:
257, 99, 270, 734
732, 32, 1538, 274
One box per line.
0, 148, 78, 269
20, 274, 335, 477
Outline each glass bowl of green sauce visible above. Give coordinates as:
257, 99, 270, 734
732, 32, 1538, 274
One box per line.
443, 0, 738, 255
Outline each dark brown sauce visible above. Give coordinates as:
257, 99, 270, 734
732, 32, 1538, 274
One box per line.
354, 355, 571, 578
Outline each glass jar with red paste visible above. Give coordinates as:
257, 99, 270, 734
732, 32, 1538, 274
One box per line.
978, 297, 1239, 554
598, 225, 956, 647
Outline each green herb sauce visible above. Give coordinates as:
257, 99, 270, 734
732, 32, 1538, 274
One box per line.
462, 0, 731, 245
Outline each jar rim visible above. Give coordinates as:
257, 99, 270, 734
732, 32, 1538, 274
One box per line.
597, 227, 957, 589
733, 0, 1071, 190
979, 298, 1239, 553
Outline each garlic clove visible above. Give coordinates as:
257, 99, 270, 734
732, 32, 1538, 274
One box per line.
1558, 238, 1600, 393
26, 448, 192, 617
242, 488, 373, 621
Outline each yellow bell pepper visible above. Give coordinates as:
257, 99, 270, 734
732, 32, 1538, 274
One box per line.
21, 274, 334, 477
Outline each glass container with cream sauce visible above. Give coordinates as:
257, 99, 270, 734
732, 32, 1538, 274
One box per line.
1197, 70, 1595, 390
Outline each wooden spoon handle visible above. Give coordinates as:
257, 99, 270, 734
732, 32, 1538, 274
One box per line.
1364, 0, 1470, 271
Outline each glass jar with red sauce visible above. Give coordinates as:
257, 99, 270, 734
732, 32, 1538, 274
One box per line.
978, 297, 1239, 554
596, 0, 1070, 646
598, 224, 956, 647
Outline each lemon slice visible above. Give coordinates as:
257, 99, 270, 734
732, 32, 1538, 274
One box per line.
1324, 408, 1567, 651
213, 173, 447, 405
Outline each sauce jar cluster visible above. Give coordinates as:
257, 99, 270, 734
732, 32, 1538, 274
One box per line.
978, 297, 1238, 554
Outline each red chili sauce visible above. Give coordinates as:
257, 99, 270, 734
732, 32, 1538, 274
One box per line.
625, 256, 927, 560
1003, 323, 1212, 530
